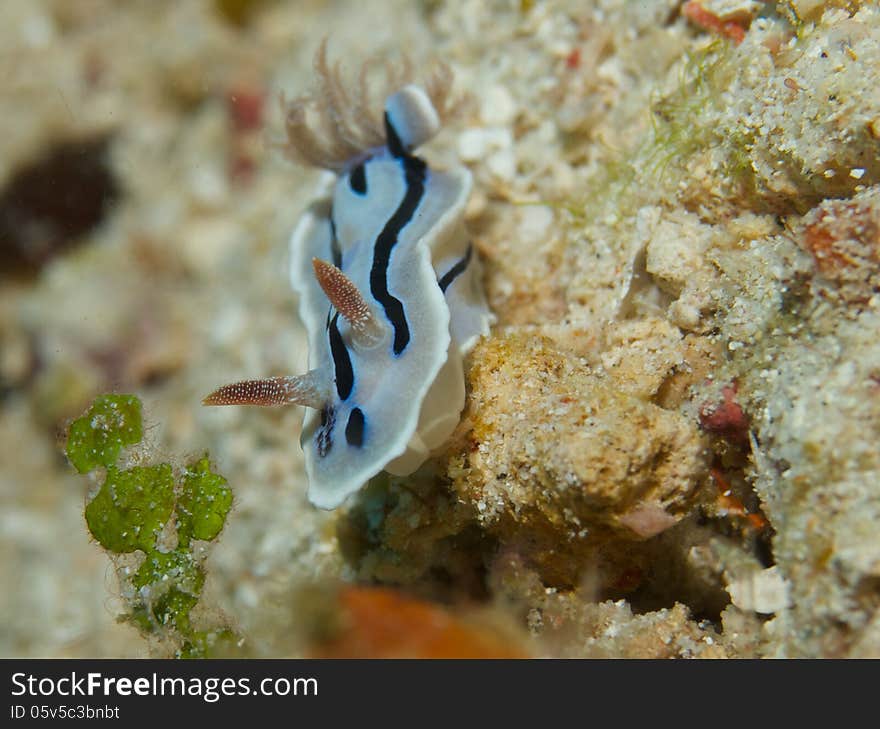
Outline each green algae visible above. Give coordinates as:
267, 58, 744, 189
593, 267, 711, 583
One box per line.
646, 40, 734, 180
65, 394, 143, 473
85, 464, 175, 553
177, 455, 233, 547
66, 394, 236, 657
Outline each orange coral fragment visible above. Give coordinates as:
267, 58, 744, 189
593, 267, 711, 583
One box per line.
710, 467, 769, 531
682, 1, 748, 45
312, 587, 525, 658
803, 209, 863, 275
800, 195, 880, 304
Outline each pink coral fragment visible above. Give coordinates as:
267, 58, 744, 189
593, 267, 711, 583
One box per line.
619, 501, 679, 539
699, 382, 749, 444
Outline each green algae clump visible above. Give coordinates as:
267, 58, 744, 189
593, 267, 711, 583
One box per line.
66, 394, 236, 657
65, 394, 143, 474
85, 464, 175, 553
177, 456, 233, 547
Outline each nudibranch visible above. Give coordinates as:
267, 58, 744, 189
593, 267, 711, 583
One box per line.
204, 47, 492, 509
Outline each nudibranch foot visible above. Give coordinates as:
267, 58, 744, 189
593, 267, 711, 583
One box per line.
203, 372, 329, 409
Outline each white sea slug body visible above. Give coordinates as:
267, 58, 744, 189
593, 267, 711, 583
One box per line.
204, 51, 492, 509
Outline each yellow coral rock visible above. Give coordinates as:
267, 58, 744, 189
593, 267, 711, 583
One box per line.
447, 335, 707, 583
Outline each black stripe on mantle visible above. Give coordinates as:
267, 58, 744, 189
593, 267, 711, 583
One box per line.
328, 312, 354, 400
369, 113, 427, 356
438, 244, 474, 293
